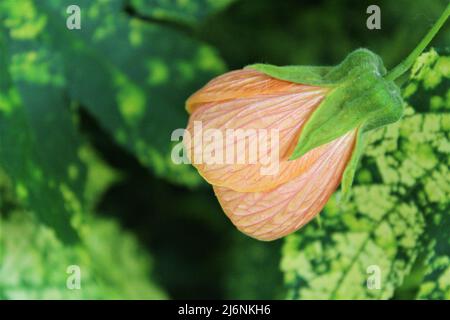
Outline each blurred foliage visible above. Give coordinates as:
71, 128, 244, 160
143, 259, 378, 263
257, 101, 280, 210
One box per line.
0, 0, 449, 300
0, 0, 226, 240
130, 0, 237, 25
281, 50, 450, 299
0, 210, 166, 299
197, 0, 449, 69
224, 234, 285, 299
0, 13, 87, 242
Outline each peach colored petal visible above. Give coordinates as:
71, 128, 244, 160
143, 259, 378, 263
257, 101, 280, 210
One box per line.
185, 88, 328, 192
186, 69, 324, 114
213, 130, 356, 241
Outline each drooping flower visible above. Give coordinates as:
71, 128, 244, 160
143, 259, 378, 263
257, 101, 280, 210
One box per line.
213, 131, 356, 240
185, 69, 331, 192
182, 4, 450, 241
184, 49, 405, 241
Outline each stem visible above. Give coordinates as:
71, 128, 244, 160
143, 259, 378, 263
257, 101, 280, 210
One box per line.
385, 3, 450, 81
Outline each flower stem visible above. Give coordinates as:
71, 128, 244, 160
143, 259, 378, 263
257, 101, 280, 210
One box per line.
385, 3, 450, 81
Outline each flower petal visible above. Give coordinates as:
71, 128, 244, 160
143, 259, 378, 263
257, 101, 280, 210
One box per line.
185, 88, 328, 192
186, 69, 324, 114
213, 130, 356, 241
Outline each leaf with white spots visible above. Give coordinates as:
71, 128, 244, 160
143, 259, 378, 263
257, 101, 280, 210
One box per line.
0, 0, 120, 242
0, 210, 167, 299
281, 51, 450, 299
39, 0, 226, 187
0, 16, 87, 242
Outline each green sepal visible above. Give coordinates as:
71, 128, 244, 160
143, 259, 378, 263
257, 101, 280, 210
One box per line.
340, 126, 366, 200
246, 48, 386, 86
290, 71, 403, 159
245, 65, 334, 86
246, 49, 404, 159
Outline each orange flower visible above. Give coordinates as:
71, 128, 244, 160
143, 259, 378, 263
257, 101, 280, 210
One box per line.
185, 69, 357, 241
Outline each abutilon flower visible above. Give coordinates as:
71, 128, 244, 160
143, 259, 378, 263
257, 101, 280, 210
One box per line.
183, 1, 450, 241
184, 49, 405, 241
185, 69, 331, 193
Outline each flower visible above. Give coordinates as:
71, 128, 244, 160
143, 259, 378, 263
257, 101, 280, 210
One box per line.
186, 69, 331, 192
185, 69, 356, 240
184, 49, 403, 241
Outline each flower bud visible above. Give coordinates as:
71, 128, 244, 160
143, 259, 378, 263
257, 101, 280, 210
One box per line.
185, 69, 329, 192
213, 131, 356, 241
184, 49, 404, 241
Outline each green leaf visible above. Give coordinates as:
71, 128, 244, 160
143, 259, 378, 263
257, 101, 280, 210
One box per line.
38, 0, 226, 187
281, 50, 449, 299
398, 50, 450, 300
0, 7, 86, 242
130, 0, 237, 25
0, 0, 123, 241
416, 216, 450, 299
282, 185, 426, 299
0, 210, 167, 299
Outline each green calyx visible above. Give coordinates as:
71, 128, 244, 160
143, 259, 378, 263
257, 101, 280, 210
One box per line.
247, 49, 404, 159
246, 49, 404, 195
245, 3, 448, 197
247, 48, 385, 87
